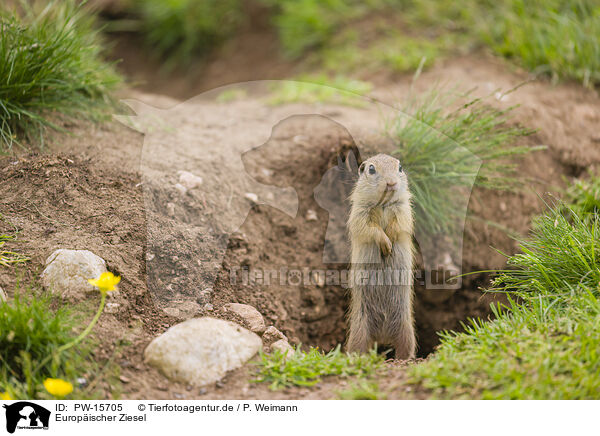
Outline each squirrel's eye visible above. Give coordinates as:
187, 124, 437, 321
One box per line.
398, 164, 403, 173
368, 164, 376, 175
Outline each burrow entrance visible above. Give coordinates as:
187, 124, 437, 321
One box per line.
210, 116, 504, 357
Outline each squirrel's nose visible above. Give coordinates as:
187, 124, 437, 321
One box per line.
386, 182, 397, 191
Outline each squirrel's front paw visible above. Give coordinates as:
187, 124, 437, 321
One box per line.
379, 235, 393, 256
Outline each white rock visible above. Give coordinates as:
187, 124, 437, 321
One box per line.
244, 192, 258, 203
105, 302, 121, 314
224, 303, 266, 333
41, 249, 107, 300
306, 209, 318, 221
174, 183, 188, 195
144, 317, 262, 387
177, 171, 203, 190
270, 339, 295, 357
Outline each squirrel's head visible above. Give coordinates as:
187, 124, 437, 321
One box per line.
355, 153, 409, 205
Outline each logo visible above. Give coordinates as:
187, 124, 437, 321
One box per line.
2, 402, 50, 433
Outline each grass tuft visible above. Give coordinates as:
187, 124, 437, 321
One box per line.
337, 380, 387, 399
0, 286, 95, 399
0, 0, 121, 151
254, 345, 385, 390
388, 88, 536, 237
134, 0, 242, 66
409, 179, 600, 399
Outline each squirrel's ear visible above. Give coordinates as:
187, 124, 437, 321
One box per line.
345, 150, 359, 174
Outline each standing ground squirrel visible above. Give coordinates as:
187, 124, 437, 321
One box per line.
346, 153, 416, 359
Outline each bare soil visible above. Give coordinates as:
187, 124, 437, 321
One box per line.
1, 40, 599, 399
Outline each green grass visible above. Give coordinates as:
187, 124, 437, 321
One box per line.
0, 285, 103, 399
409, 197, 600, 399
478, 0, 600, 87
254, 345, 385, 390
0, 215, 29, 267
388, 88, 536, 237
337, 380, 387, 399
266, 0, 600, 87
565, 168, 600, 219
133, 0, 241, 66
267, 74, 373, 106
0, 0, 121, 151
261, 0, 389, 59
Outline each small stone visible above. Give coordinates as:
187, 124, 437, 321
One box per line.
146, 252, 155, 262
174, 183, 187, 195
223, 303, 266, 334
270, 339, 295, 358
215, 381, 224, 389
41, 249, 107, 301
244, 192, 258, 203
262, 326, 286, 346
305, 209, 318, 221
173, 393, 184, 399
105, 302, 121, 314
499, 202, 507, 212
196, 288, 212, 305
166, 202, 176, 216
163, 307, 180, 317
119, 375, 130, 384
203, 303, 214, 311
144, 317, 262, 387
198, 388, 207, 395
177, 171, 203, 190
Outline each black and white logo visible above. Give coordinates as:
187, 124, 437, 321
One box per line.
2, 402, 51, 433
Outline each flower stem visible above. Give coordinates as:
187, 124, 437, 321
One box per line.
34, 293, 107, 376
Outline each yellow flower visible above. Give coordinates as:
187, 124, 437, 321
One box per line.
0, 392, 12, 400
43, 378, 73, 398
88, 272, 121, 294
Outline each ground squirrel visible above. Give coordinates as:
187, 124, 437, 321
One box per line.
346, 153, 416, 359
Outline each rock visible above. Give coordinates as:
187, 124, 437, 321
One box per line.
177, 170, 203, 190
305, 209, 318, 221
0, 286, 6, 304
144, 317, 262, 387
41, 249, 107, 300
270, 339, 295, 357
166, 202, 176, 216
105, 302, 121, 314
262, 326, 286, 346
244, 192, 258, 203
223, 303, 266, 333
196, 288, 212, 305
119, 375, 131, 384
174, 183, 187, 195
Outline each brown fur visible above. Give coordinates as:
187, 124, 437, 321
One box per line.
346, 154, 416, 359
